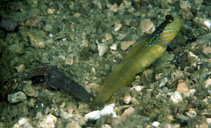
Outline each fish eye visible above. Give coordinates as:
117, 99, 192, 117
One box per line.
165, 15, 174, 23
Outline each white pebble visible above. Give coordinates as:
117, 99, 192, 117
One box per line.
130, 86, 144, 92
159, 77, 168, 87
110, 44, 117, 50
49, 33, 53, 38
204, 20, 211, 30
170, 91, 183, 103
85, 104, 117, 120
152, 121, 160, 127
96, 40, 108, 56
18, 118, 33, 128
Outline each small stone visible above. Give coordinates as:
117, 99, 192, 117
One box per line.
8, 91, 27, 103
80, 40, 89, 47
74, 13, 81, 17
47, 8, 55, 14
39, 114, 57, 128
186, 108, 197, 118
101, 124, 112, 128
114, 23, 122, 32
159, 77, 168, 87
205, 78, 211, 88
25, 16, 41, 27
28, 98, 36, 108
109, 4, 118, 12
96, 40, 108, 56
120, 107, 135, 121
140, 19, 154, 33
85, 104, 117, 120
65, 58, 74, 66
116, 32, 128, 40
120, 41, 135, 51
16, 64, 25, 72
176, 80, 189, 93
199, 123, 209, 128
170, 91, 183, 103
131, 97, 139, 105
206, 118, 211, 125
130, 85, 144, 92
60, 109, 73, 119
23, 85, 39, 97
188, 51, 199, 67
105, 33, 112, 41
184, 89, 196, 97
112, 107, 135, 127
123, 94, 131, 104
18, 118, 33, 128
152, 121, 160, 127
203, 20, 211, 30
180, 0, 191, 9
110, 44, 117, 50
202, 46, 211, 55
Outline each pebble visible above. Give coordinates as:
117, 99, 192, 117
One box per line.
198, 123, 209, 128
170, 91, 183, 103
18, 118, 33, 128
203, 20, 211, 30
23, 85, 39, 97
205, 78, 211, 88
60, 109, 73, 119
80, 40, 89, 47
116, 32, 128, 40
28, 98, 36, 108
74, 13, 81, 18
16, 64, 25, 72
96, 40, 108, 56
13, 118, 33, 128
85, 104, 117, 120
47, 8, 55, 14
194, 18, 211, 30
140, 19, 154, 33
8, 91, 27, 104
202, 46, 211, 55
184, 89, 196, 97
123, 93, 131, 104
104, 33, 112, 41
176, 80, 189, 93
130, 85, 144, 92
180, 0, 191, 9
159, 77, 168, 87
186, 109, 197, 118
206, 118, 211, 125
110, 43, 117, 50
38, 114, 57, 128
25, 16, 41, 27
120, 107, 135, 121
101, 124, 112, 128
114, 23, 122, 32
152, 121, 160, 127
112, 107, 135, 126
120, 41, 135, 51
170, 70, 185, 83
109, 4, 118, 12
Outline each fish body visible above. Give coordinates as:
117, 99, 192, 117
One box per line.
93, 15, 183, 105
